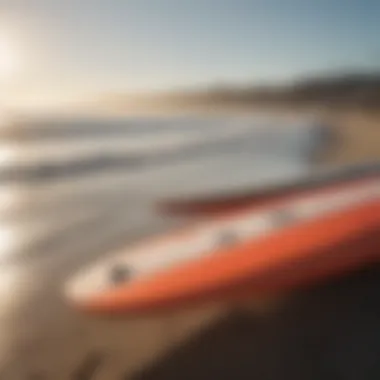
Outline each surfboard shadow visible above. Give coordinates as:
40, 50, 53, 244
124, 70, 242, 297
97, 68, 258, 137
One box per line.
131, 266, 380, 380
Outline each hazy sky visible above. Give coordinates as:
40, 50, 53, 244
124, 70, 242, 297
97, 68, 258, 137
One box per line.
1, 0, 380, 106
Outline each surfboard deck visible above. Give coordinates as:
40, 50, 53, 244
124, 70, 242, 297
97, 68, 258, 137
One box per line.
64, 173, 380, 316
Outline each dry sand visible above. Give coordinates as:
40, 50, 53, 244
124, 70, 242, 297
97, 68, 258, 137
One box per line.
323, 111, 380, 165
1, 112, 379, 380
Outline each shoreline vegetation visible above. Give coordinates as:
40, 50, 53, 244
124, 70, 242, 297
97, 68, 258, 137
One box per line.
100, 72, 380, 115
98, 71, 380, 164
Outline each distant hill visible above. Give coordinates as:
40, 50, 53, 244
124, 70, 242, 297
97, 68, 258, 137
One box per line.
102, 72, 380, 112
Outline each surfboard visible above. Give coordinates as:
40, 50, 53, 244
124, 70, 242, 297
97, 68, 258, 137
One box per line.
157, 161, 380, 217
64, 171, 380, 316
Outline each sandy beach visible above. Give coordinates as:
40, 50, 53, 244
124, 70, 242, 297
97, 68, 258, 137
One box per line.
0, 112, 379, 380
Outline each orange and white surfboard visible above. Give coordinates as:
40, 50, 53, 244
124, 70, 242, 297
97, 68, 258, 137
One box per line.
64, 168, 380, 316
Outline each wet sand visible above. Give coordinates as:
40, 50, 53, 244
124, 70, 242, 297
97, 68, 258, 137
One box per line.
0, 113, 379, 380
134, 266, 380, 380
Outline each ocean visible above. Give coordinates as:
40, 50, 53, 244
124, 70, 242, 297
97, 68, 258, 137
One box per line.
0, 114, 322, 265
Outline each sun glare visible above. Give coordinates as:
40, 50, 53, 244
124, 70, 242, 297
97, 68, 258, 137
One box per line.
0, 35, 18, 81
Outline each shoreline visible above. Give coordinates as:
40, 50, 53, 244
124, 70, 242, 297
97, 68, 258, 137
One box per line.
0, 110, 379, 379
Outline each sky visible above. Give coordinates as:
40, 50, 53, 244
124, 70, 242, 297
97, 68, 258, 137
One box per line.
1, 0, 380, 108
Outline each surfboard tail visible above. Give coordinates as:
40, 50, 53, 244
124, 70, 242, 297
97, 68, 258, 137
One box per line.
157, 161, 380, 217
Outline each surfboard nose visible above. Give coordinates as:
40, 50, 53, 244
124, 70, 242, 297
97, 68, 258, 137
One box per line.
64, 262, 112, 305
